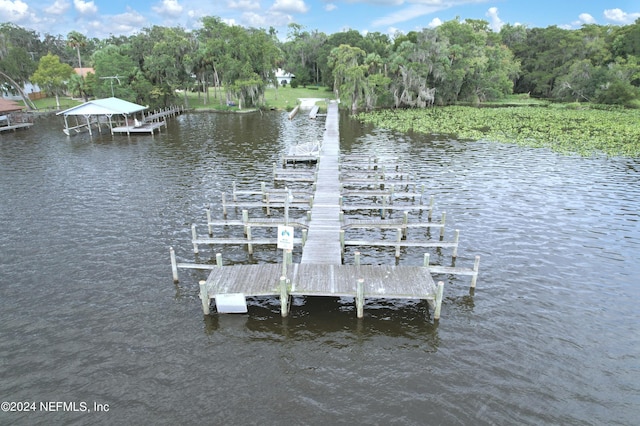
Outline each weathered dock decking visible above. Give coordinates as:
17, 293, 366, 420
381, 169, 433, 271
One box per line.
171, 100, 480, 321
300, 101, 343, 265
111, 105, 185, 135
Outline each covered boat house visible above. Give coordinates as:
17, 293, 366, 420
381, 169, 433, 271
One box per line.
0, 99, 33, 133
56, 97, 170, 136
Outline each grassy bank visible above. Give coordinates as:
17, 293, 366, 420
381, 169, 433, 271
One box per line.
184, 85, 334, 112
357, 105, 640, 157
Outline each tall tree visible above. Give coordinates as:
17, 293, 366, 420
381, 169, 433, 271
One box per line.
30, 53, 74, 108
328, 44, 368, 112
67, 31, 88, 69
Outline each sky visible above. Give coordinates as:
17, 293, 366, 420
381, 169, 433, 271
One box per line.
2, 0, 640, 40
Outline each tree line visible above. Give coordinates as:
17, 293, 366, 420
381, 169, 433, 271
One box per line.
1, 17, 639, 110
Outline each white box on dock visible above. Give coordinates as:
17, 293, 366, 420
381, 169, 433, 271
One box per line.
215, 293, 248, 313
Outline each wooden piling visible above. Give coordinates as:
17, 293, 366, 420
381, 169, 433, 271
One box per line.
434, 281, 444, 320
280, 276, 289, 317
247, 225, 253, 254
206, 205, 213, 236
199, 280, 210, 315
452, 229, 460, 259
440, 212, 446, 239
356, 278, 365, 318
471, 255, 480, 288
222, 192, 227, 218
170, 247, 179, 282
216, 253, 223, 267
192, 224, 199, 254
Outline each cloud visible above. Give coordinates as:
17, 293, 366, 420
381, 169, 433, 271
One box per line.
325, 3, 337, 12
270, 0, 309, 14
604, 8, 640, 24
85, 8, 148, 37
44, 0, 71, 15
372, 4, 442, 27
228, 0, 261, 10
427, 17, 442, 28
571, 13, 596, 27
578, 13, 596, 24
0, 0, 29, 21
152, 0, 183, 17
73, 0, 97, 15
243, 10, 293, 27
486, 7, 503, 31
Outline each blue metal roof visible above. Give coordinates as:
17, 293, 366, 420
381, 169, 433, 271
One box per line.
57, 97, 147, 116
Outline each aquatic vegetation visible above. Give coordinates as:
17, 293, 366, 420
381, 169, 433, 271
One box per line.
356, 106, 640, 157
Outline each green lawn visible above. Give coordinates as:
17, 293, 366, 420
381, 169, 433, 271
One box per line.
184, 85, 334, 111
22, 86, 334, 113
28, 97, 82, 111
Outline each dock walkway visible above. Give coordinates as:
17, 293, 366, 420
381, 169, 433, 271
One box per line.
300, 101, 342, 265
171, 101, 480, 321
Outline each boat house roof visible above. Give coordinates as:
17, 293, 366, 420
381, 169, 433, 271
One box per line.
57, 97, 147, 117
0, 99, 24, 114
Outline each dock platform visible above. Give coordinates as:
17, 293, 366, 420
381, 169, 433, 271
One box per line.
171, 101, 480, 321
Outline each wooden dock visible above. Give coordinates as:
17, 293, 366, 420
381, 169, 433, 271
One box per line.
300, 101, 343, 265
171, 101, 480, 321
111, 105, 185, 135
0, 122, 33, 133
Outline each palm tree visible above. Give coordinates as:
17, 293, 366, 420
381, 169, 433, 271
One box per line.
67, 31, 87, 69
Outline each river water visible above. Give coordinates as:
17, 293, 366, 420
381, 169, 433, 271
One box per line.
0, 111, 638, 425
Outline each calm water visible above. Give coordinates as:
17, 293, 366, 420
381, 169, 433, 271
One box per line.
1, 111, 638, 425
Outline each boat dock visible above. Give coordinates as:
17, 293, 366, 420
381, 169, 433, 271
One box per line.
111, 105, 185, 135
170, 101, 480, 321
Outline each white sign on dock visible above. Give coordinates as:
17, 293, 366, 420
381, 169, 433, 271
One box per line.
215, 293, 248, 313
277, 225, 294, 250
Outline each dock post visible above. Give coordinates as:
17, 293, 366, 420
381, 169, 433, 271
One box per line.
340, 229, 345, 251
470, 255, 480, 288
434, 281, 444, 321
222, 192, 227, 218
242, 210, 249, 235
191, 224, 199, 254
265, 193, 270, 216
282, 249, 288, 276
302, 229, 308, 246
216, 253, 223, 267
284, 193, 289, 225
246, 226, 253, 255
279, 276, 289, 317
170, 247, 179, 282
423, 253, 430, 267
381, 196, 387, 218
232, 181, 237, 201
395, 228, 402, 258
452, 229, 460, 260
440, 212, 446, 239
356, 278, 365, 318
355, 251, 361, 267
199, 280, 210, 315
402, 211, 409, 239
261, 182, 267, 202
206, 205, 213, 236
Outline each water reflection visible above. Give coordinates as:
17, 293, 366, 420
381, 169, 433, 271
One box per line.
1, 111, 638, 425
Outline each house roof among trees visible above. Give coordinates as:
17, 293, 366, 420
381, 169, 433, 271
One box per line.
0, 99, 24, 114
57, 97, 147, 116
